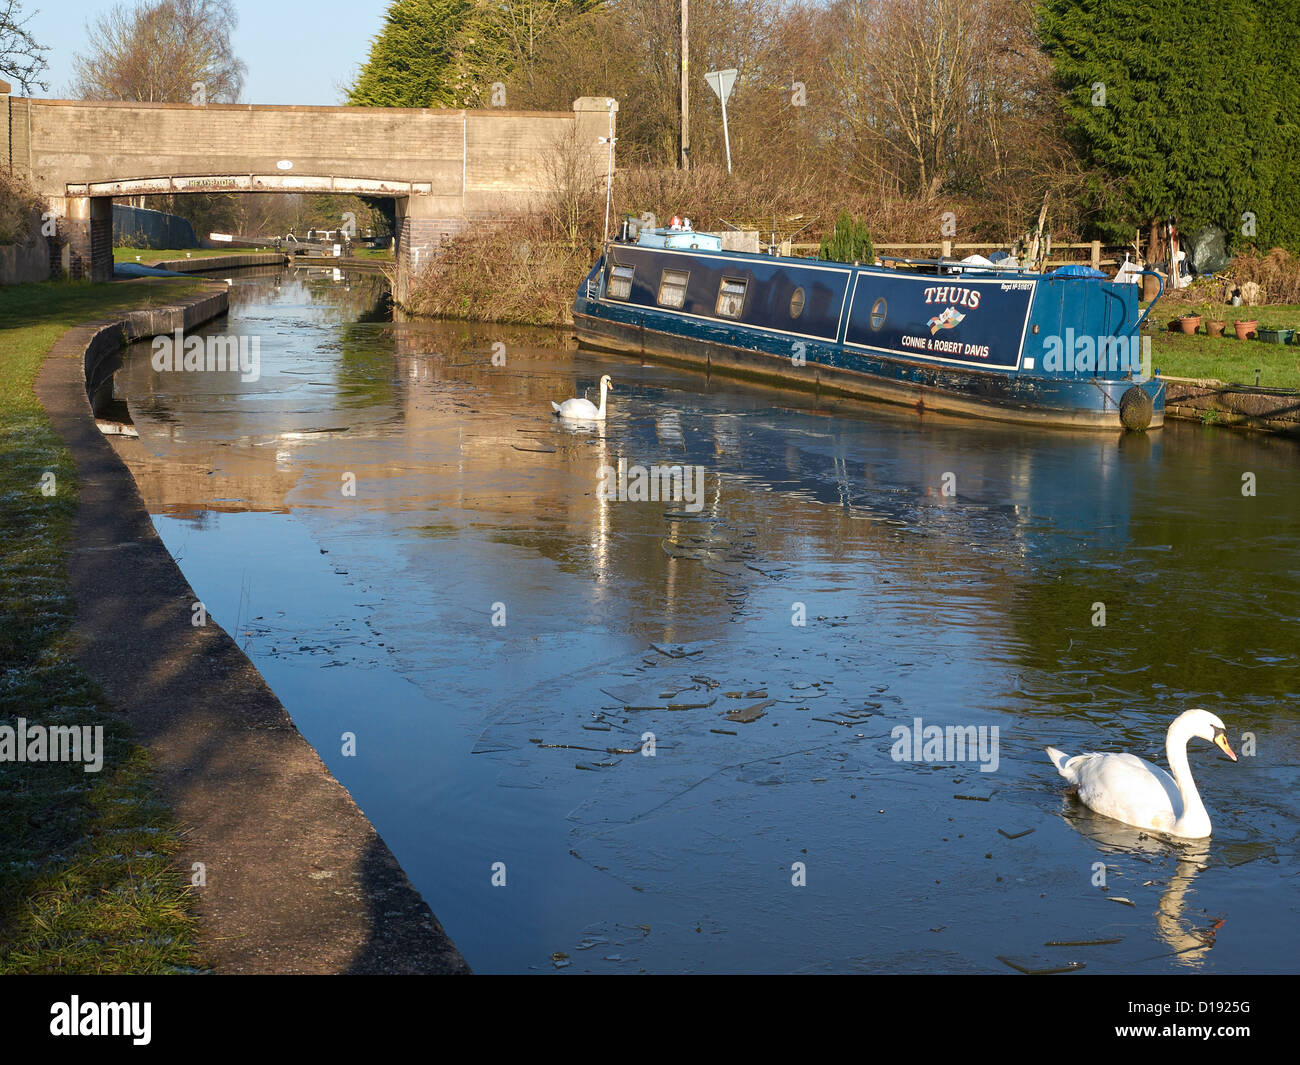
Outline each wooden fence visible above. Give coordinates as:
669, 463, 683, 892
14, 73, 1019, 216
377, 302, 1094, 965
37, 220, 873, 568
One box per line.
784, 239, 1124, 269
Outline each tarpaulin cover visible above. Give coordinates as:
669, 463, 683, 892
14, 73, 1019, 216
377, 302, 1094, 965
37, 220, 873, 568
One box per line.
1051, 264, 1106, 277
1188, 225, 1231, 275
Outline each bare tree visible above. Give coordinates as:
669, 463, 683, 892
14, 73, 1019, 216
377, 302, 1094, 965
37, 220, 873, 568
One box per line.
507, 0, 788, 168
540, 122, 604, 247
71, 0, 246, 219
496, 0, 1081, 241
818, 0, 1071, 229
71, 0, 246, 103
823, 0, 978, 200
0, 0, 48, 93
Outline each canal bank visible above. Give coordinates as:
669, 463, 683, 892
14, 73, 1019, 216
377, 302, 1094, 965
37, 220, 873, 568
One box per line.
148, 252, 287, 273
1161, 375, 1300, 436
31, 280, 468, 974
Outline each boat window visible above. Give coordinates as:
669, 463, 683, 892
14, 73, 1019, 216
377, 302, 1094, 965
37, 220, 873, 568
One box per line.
789, 287, 806, 318
870, 297, 887, 330
716, 277, 748, 319
607, 263, 635, 300
658, 268, 690, 309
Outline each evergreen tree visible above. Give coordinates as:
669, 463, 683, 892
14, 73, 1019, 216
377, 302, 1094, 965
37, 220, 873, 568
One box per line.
348, 0, 506, 108
1039, 0, 1300, 252
818, 211, 873, 263
348, 1, 590, 109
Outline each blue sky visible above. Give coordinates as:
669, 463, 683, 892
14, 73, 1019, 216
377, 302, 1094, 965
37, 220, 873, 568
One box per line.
23, 0, 388, 104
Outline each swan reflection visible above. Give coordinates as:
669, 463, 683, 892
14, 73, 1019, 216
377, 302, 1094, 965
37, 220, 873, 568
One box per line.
1060, 803, 1221, 967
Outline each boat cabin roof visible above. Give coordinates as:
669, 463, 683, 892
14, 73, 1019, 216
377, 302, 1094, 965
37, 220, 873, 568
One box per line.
637, 227, 723, 252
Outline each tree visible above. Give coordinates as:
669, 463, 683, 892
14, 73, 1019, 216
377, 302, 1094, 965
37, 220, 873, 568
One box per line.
0, 0, 48, 93
349, 0, 501, 108
1039, 0, 1300, 252
506, 0, 789, 168
819, 0, 1066, 217
348, 0, 593, 109
71, 0, 246, 227
818, 210, 873, 263
495, 1, 599, 77
71, 0, 245, 102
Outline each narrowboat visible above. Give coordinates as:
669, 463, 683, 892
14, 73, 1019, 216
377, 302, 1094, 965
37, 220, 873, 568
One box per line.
572, 222, 1166, 430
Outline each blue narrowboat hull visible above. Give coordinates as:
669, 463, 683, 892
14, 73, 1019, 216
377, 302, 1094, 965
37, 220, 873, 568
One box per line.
572, 242, 1164, 430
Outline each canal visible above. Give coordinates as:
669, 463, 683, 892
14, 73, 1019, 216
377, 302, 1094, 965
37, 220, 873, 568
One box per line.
111, 265, 1298, 973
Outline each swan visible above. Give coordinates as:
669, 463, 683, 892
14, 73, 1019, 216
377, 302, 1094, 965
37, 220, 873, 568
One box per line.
1045, 709, 1236, 839
552, 375, 612, 420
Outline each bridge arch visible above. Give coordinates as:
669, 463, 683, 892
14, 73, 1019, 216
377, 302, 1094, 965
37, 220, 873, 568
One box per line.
1, 87, 617, 297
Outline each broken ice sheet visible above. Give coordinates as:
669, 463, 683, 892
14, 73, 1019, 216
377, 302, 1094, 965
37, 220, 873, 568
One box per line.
650, 641, 709, 658
598, 682, 667, 709
996, 955, 1085, 975
725, 699, 774, 724
1221, 842, 1278, 868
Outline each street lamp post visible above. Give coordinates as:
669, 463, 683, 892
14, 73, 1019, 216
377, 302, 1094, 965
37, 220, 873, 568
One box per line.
600, 98, 617, 241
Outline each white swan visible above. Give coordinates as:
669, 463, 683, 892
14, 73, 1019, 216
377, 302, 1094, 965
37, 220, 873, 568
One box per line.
1045, 709, 1236, 839
552, 374, 612, 420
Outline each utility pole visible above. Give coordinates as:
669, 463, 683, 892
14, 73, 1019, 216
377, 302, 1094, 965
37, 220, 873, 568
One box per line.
681, 0, 690, 170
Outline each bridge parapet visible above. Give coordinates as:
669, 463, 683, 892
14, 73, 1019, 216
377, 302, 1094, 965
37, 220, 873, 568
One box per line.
3, 95, 616, 291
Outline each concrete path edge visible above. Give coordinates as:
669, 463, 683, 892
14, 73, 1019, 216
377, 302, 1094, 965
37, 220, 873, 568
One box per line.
33, 283, 471, 974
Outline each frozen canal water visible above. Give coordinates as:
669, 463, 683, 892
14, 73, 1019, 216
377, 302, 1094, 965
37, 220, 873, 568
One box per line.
112, 267, 1298, 973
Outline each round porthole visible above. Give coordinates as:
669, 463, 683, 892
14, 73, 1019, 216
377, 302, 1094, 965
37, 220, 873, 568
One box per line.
790, 287, 806, 318
870, 297, 887, 330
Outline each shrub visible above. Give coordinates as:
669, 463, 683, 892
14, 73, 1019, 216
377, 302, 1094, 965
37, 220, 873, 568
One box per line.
1229, 248, 1300, 305
818, 211, 874, 263
403, 214, 594, 326
0, 170, 45, 246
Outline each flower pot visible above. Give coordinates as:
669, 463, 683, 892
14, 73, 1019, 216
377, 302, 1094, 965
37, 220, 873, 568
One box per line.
1258, 327, 1294, 345
1177, 315, 1202, 334
1233, 320, 1259, 340
1206, 320, 1226, 337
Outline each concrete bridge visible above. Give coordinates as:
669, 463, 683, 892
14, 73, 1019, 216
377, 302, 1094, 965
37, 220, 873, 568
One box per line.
1, 81, 616, 300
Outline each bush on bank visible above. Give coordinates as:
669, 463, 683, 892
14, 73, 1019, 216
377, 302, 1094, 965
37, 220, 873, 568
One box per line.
0, 169, 46, 246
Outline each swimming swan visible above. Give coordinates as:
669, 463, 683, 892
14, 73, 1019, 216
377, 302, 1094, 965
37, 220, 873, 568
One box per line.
552, 375, 612, 420
1045, 709, 1236, 839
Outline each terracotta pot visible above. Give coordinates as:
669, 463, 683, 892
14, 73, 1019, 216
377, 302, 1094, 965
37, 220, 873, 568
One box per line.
1177, 315, 1202, 334
1206, 320, 1226, 337
1233, 320, 1259, 340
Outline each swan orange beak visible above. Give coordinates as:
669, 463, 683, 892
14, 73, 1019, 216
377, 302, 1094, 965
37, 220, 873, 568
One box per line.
1214, 733, 1237, 761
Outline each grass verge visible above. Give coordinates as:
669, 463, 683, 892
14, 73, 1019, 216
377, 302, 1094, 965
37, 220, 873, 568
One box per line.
1147, 304, 1300, 389
112, 247, 270, 263
0, 277, 206, 973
